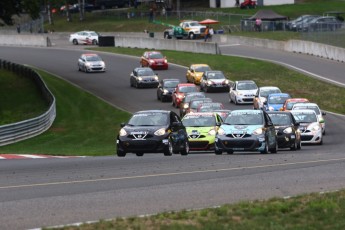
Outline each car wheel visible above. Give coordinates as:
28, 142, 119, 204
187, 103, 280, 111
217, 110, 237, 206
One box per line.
180, 141, 189, 156
290, 141, 297, 151
92, 39, 98, 45
323, 130, 326, 135
319, 138, 323, 145
205, 86, 208, 93
189, 33, 195, 39
234, 96, 238, 105
78, 65, 81, 71
227, 150, 234, 154
172, 99, 175, 107
260, 140, 269, 154
270, 141, 278, 154
215, 149, 222, 155
135, 81, 139, 88
297, 140, 302, 150
164, 140, 173, 156
136, 153, 144, 157
117, 148, 126, 157
72, 39, 78, 45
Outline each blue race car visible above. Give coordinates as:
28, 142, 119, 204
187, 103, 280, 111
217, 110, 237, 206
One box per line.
264, 93, 291, 111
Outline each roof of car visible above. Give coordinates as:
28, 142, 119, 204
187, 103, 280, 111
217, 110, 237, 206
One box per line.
267, 111, 292, 115
268, 93, 290, 97
290, 109, 317, 115
191, 64, 209, 67
236, 80, 256, 83
184, 112, 216, 116
135, 110, 171, 114
259, 86, 280, 90
285, 98, 309, 103
163, 78, 180, 82
82, 53, 99, 56
293, 102, 319, 107
177, 83, 196, 87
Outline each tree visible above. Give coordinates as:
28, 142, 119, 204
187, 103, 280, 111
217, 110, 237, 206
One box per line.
0, 0, 41, 25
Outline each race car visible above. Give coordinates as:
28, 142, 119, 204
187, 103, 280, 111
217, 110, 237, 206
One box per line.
186, 64, 211, 85
200, 70, 230, 92
264, 93, 291, 111
281, 98, 309, 111
229, 80, 258, 105
172, 83, 198, 108
78, 53, 106, 73
253, 86, 281, 110
130, 67, 159, 88
140, 51, 168, 70
182, 112, 223, 151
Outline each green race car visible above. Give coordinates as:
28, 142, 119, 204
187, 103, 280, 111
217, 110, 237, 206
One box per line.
182, 112, 223, 151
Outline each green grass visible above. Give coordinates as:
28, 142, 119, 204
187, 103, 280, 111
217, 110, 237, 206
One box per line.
0, 69, 131, 156
0, 69, 48, 125
48, 189, 345, 230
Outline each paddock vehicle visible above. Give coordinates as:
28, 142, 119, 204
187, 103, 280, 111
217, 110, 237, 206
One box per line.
116, 110, 189, 157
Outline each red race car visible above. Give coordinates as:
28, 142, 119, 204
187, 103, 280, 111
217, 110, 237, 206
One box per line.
172, 83, 198, 108
140, 51, 168, 70
240, 0, 256, 9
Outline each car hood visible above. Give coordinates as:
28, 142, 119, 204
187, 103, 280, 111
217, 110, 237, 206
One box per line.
124, 125, 167, 134
186, 126, 215, 134
221, 125, 262, 134
87, 61, 104, 66
140, 75, 157, 80
209, 79, 226, 84
268, 103, 284, 111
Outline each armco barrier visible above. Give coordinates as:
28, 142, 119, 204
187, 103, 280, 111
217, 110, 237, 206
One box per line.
0, 60, 56, 146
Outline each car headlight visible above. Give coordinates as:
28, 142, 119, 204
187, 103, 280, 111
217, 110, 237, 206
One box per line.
177, 94, 184, 99
101, 61, 105, 67
154, 76, 159, 81
208, 129, 216, 136
163, 89, 169, 94
224, 80, 229, 84
183, 104, 189, 109
154, 128, 166, 136
85, 63, 91, 67
164, 59, 168, 63
119, 128, 127, 137
319, 118, 325, 123
236, 91, 243, 96
309, 124, 320, 132
207, 80, 213, 85
252, 128, 263, 135
138, 77, 143, 81
217, 127, 225, 135
149, 60, 155, 64
283, 127, 293, 134
269, 106, 274, 111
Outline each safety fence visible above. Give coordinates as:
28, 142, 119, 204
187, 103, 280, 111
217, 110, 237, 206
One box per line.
0, 60, 56, 146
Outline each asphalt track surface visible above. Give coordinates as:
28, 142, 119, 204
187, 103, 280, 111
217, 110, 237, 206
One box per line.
0, 40, 345, 229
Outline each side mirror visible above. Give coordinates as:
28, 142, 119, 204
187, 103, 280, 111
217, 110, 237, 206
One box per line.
120, 122, 126, 127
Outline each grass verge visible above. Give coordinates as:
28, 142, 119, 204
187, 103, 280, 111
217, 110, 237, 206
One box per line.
49, 189, 345, 230
0, 69, 131, 156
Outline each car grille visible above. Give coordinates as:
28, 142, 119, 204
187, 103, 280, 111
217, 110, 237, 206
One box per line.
91, 67, 103, 71
189, 141, 210, 149
128, 134, 153, 139
301, 135, 314, 141
123, 140, 159, 151
243, 98, 254, 102
221, 139, 256, 149
188, 134, 206, 139
226, 134, 251, 138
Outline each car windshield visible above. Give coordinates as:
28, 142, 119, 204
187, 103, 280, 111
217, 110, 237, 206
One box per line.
293, 106, 320, 115
260, 88, 281, 98
149, 53, 164, 59
199, 103, 223, 112
268, 113, 292, 126
237, 82, 257, 90
292, 113, 317, 123
225, 112, 263, 125
85, 55, 101, 62
90, 32, 98, 36
207, 72, 225, 79
190, 99, 212, 109
185, 94, 205, 102
137, 69, 154, 76
164, 81, 179, 88
182, 115, 216, 127
128, 113, 168, 126
194, 66, 210, 72
268, 95, 290, 104
190, 22, 202, 26
179, 86, 197, 93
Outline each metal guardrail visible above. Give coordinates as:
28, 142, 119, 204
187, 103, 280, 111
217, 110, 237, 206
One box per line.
0, 60, 56, 146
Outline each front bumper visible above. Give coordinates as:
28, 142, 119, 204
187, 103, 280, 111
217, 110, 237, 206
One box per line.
276, 132, 297, 148
150, 63, 168, 70
117, 136, 169, 153
215, 134, 266, 153
188, 134, 216, 151
138, 80, 159, 88
300, 130, 322, 144
207, 84, 229, 92
234, 95, 255, 104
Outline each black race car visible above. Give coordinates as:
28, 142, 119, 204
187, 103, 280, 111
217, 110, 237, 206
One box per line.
267, 111, 302, 151
116, 110, 189, 157
156, 78, 180, 102
130, 67, 159, 88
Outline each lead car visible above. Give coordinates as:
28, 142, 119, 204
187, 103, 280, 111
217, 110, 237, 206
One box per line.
116, 110, 189, 157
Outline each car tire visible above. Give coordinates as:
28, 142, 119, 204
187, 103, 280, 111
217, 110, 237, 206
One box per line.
92, 39, 98, 45
227, 150, 234, 154
164, 140, 173, 156
72, 39, 78, 45
270, 141, 278, 154
297, 140, 302, 150
117, 148, 126, 157
136, 153, 144, 157
319, 138, 323, 145
189, 33, 195, 39
215, 149, 222, 155
172, 99, 175, 107
260, 140, 269, 154
135, 81, 140, 88
180, 141, 189, 156
290, 141, 297, 151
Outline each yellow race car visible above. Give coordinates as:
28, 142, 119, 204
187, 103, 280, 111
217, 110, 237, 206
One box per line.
186, 64, 211, 85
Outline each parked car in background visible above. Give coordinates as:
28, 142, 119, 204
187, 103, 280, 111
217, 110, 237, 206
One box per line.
292, 102, 326, 135
253, 86, 282, 110
130, 67, 159, 88
69, 31, 99, 45
78, 53, 105, 73
93, 0, 126, 9
182, 112, 223, 151
172, 83, 198, 108
287, 15, 320, 31
179, 92, 206, 117
116, 110, 189, 157
240, 0, 256, 9
140, 51, 168, 70
200, 70, 230, 92
186, 64, 211, 85
229, 80, 258, 105
281, 98, 309, 111
307, 16, 343, 32
215, 109, 277, 154
264, 93, 291, 111
157, 78, 180, 102
291, 110, 323, 145
267, 111, 302, 151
